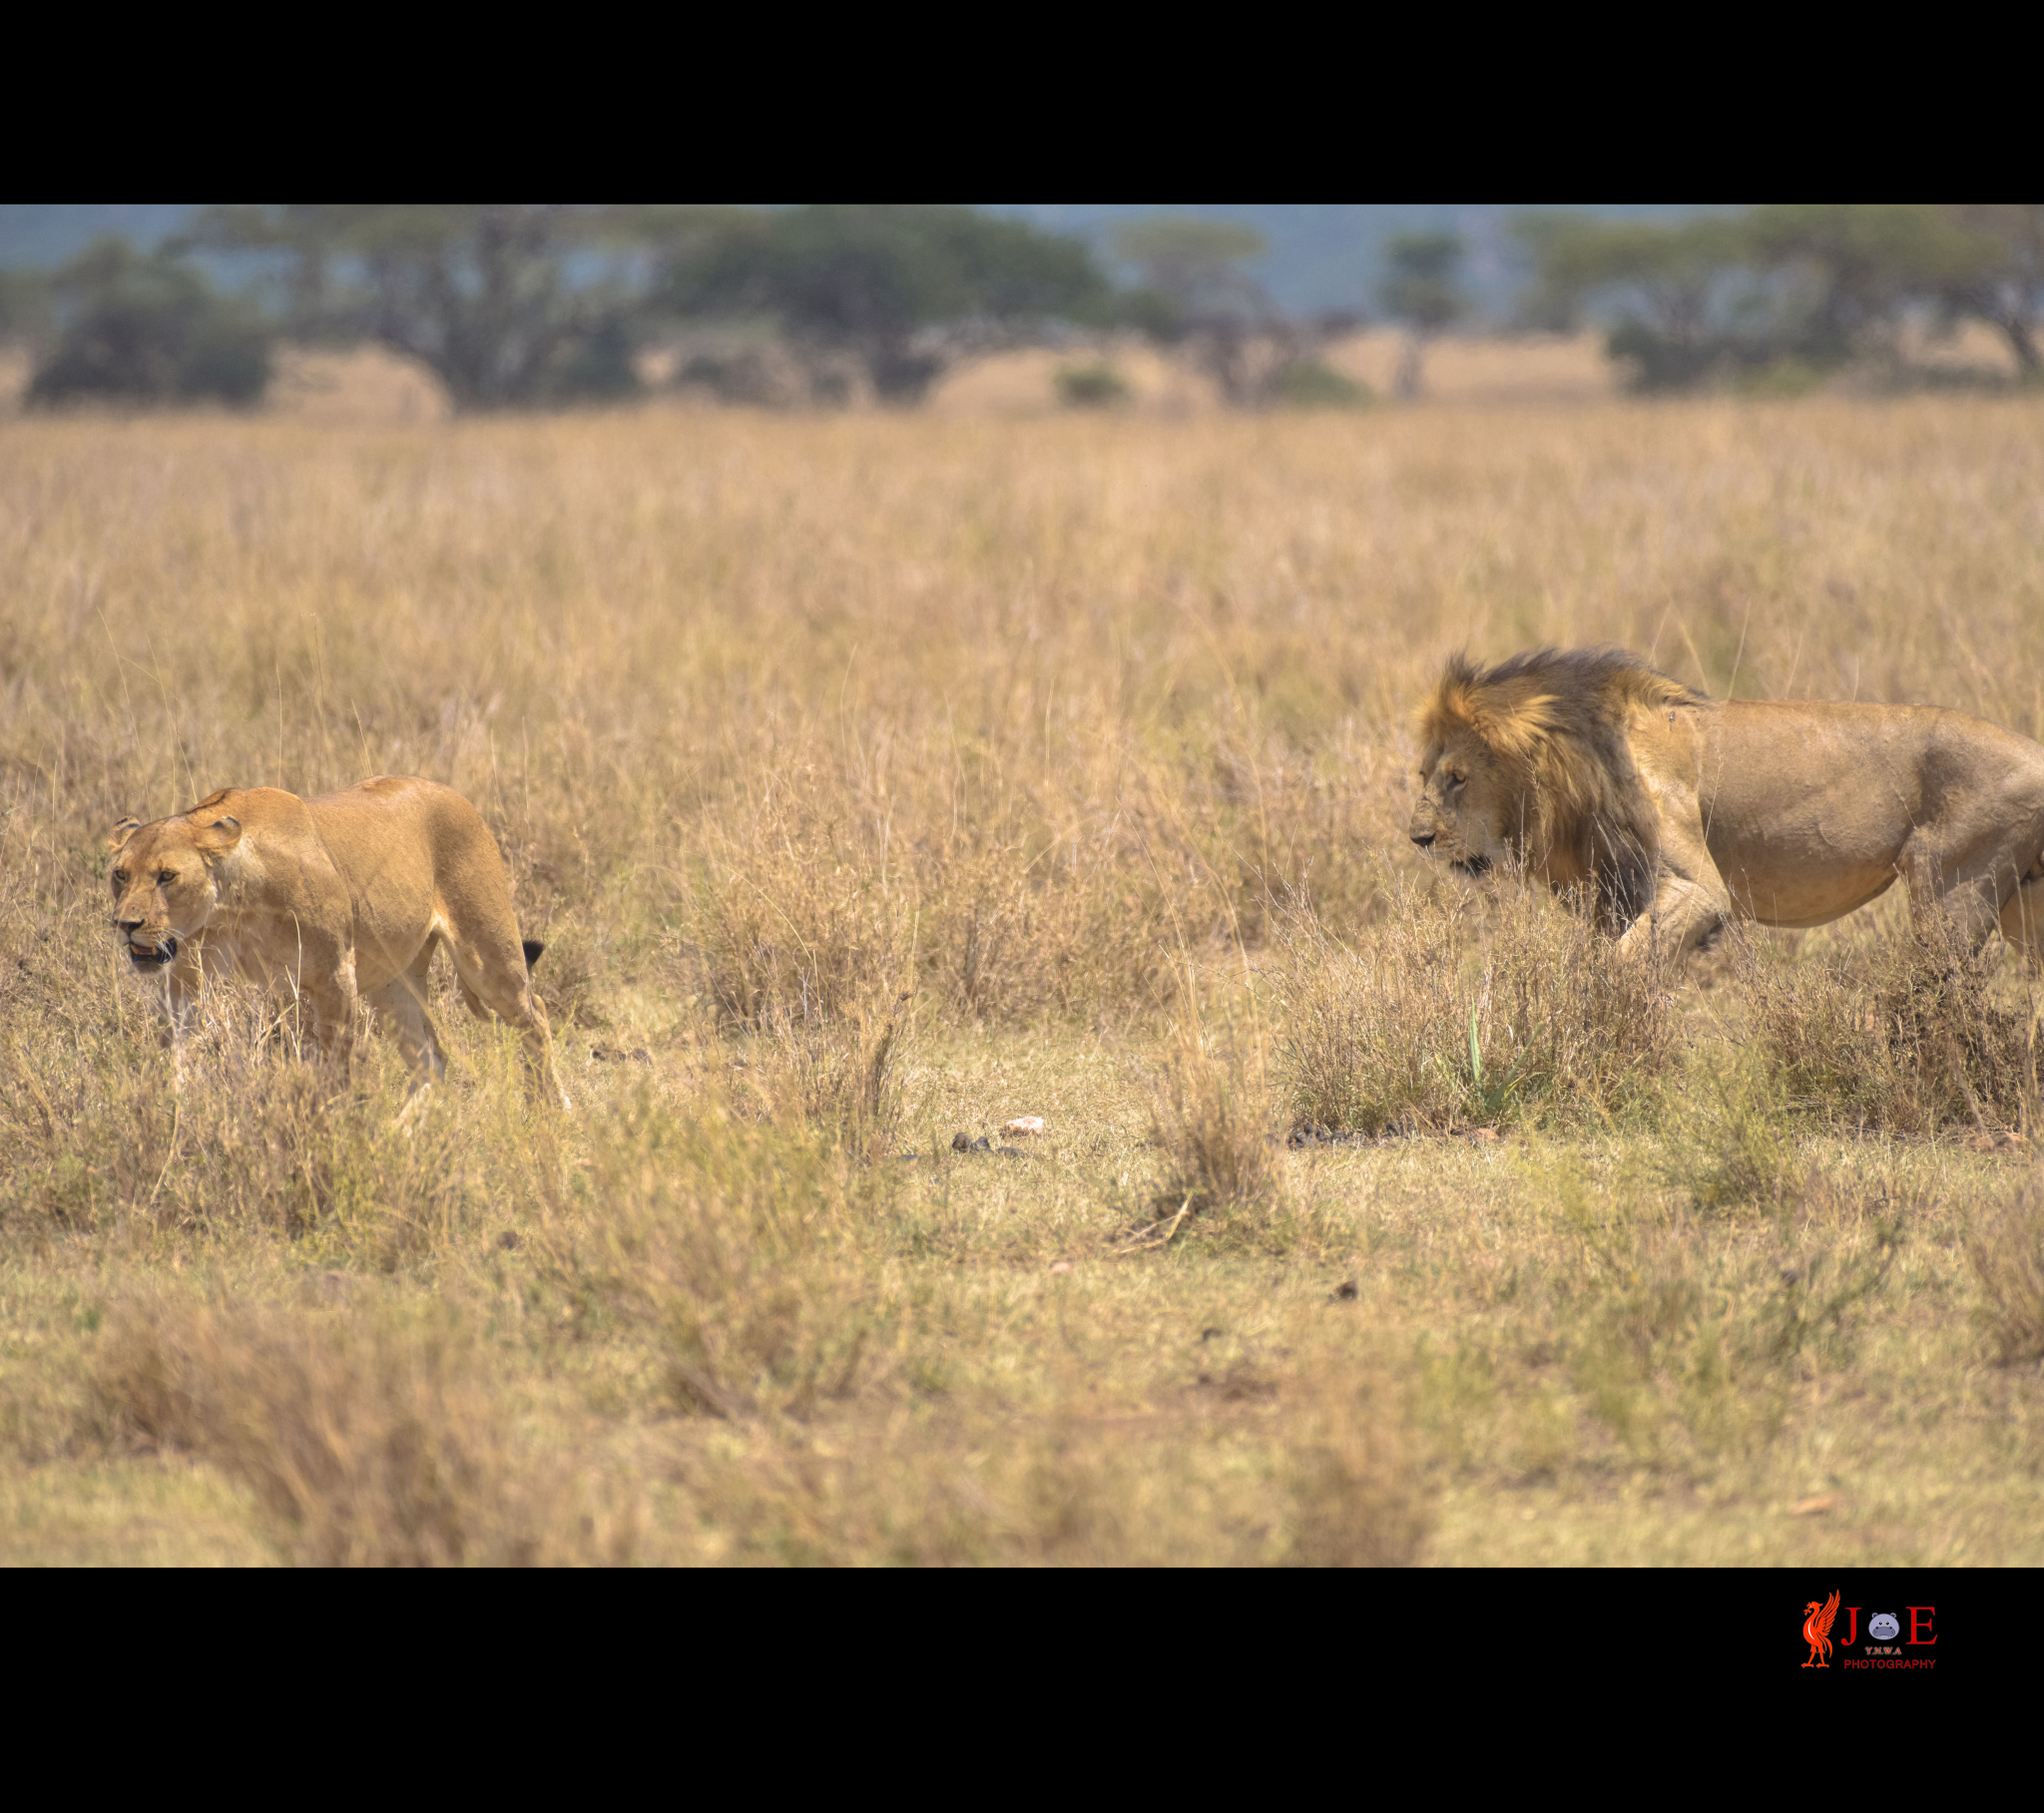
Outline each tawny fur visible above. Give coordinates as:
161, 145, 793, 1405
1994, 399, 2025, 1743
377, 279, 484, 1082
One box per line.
1408, 646, 2044, 963
107, 776, 569, 1109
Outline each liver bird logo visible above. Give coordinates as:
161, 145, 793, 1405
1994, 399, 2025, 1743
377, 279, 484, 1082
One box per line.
1802, 1590, 1841, 1667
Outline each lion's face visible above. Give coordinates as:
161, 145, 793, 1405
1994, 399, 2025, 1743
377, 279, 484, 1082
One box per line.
1409, 729, 1518, 876
107, 814, 240, 971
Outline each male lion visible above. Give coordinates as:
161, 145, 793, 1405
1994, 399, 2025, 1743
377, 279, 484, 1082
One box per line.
1407, 647, 2044, 964
108, 776, 570, 1109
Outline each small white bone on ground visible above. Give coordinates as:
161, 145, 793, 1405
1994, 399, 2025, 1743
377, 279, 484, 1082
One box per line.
1001, 1116, 1046, 1136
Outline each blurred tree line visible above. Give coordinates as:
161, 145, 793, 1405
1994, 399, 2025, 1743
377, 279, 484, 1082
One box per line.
0, 206, 1142, 411
3, 204, 2036, 410
0, 205, 1371, 413
2, 239, 271, 406
1106, 218, 1367, 406
1514, 204, 2044, 389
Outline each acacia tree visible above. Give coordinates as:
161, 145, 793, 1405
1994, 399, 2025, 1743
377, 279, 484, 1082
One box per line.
1111, 218, 1271, 403
1512, 205, 2034, 389
1744, 204, 1992, 365
1512, 215, 1745, 339
653, 205, 1112, 403
1379, 233, 1466, 398
26, 237, 271, 406
193, 205, 644, 408
1110, 218, 1270, 321
1940, 204, 2043, 375
1109, 217, 1360, 406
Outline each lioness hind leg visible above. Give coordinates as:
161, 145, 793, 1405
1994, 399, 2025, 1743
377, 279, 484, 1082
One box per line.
366, 945, 448, 1091
1998, 871, 2044, 968
440, 922, 571, 1112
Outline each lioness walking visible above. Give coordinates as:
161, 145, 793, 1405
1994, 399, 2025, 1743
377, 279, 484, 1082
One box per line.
108, 775, 570, 1109
1408, 646, 2044, 965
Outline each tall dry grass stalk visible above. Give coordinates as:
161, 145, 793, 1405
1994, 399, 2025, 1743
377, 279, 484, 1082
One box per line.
1144, 1005, 1285, 1231
1281, 1366, 1433, 1566
744, 992, 912, 1160
1739, 917, 2041, 1133
92, 1293, 618, 1565
540, 1088, 895, 1418
1274, 880, 1680, 1134
1969, 1179, 2044, 1365
1561, 1181, 1905, 1471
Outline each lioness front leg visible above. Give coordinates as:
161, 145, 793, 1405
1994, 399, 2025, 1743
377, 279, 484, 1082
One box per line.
161, 958, 204, 1078
1617, 875, 1732, 964
299, 948, 361, 1077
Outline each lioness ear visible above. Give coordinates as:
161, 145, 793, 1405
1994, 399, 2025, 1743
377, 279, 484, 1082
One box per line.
107, 818, 142, 853
190, 814, 242, 854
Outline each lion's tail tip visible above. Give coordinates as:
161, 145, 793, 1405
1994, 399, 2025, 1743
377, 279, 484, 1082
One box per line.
522, 939, 545, 971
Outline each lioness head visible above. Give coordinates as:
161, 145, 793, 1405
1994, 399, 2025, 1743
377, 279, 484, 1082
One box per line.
107, 798, 243, 971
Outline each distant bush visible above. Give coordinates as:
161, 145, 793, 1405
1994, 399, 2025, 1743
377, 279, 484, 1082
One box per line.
680, 348, 790, 406
1604, 321, 1824, 396
1274, 359, 1370, 408
1734, 358, 1827, 399
27, 238, 272, 407
1055, 363, 1130, 408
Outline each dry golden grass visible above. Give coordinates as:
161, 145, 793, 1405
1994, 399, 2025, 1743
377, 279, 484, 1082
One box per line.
1739, 912, 2042, 1134
924, 331, 1620, 414
1143, 1005, 1286, 1231
264, 345, 453, 427
1969, 1178, 2044, 1366
1275, 879, 1682, 1136
4, 397, 2044, 1563
1321, 330, 1617, 405
90, 1290, 618, 1566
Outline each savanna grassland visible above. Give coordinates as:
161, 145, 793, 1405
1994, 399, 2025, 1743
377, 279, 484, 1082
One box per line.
4, 397, 2044, 1564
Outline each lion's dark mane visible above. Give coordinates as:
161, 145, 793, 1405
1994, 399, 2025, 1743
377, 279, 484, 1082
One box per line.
1420, 646, 1710, 931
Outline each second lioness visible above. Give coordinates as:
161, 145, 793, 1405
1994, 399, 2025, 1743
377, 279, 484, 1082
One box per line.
1407, 647, 2044, 963
109, 775, 569, 1108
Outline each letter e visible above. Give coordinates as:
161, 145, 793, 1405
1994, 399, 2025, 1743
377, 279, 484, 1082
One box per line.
1907, 1606, 1936, 1644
